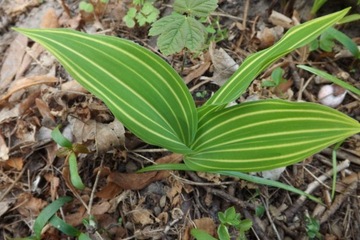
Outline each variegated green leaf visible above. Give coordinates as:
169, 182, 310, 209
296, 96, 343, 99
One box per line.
14, 28, 197, 154
186, 100, 360, 172
201, 8, 350, 114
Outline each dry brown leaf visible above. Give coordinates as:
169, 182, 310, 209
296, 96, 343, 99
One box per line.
130, 208, 154, 226
3, 0, 42, 16
91, 201, 111, 215
69, 117, 125, 153
256, 26, 284, 49
35, 98, 56, 127
194, 218, 216, 236
40, 8, 59, 28
44, 173, 60, 201
184, 52, 211, 84
16, 192, 47, 217
96, 182, 123, 199
0, 133, 9, 161
210, 46, 239, 86
97, 154, 183, 199
61, 80, 88, 94
0, 200, 13, 218
4, 157, 24, 170
183, 217, 216, 240
65, 205, 87, 226
0, 34, 27, 91
269, 10, 293, 29
0, 104, 20, 124
108, 153, 182, 190
15, 9, 59, 78
0, 75, 57, 103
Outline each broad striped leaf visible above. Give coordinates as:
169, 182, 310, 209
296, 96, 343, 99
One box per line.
201, 8, 350, 114
15, 28, 197, 154
186, 100, 360, 172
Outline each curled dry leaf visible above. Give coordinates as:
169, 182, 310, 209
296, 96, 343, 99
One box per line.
0, 134, 9, 161
3, 157, 24, 170
0, 34, 27, 91
0, 75, 57, 103
3, 0, 42, 16
97, 154, 183, 199
256, 26, 284, 49
35, 98, 56, 127
69, 117, 125, 153
130, 208, 154, 226
16, 192, 47, 217
269, 10, 293, 29
0, 200, 13, 218
209, 46, 239, 86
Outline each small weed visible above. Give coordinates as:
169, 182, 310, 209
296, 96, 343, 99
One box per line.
51, 126, 89, 190
305, 215, 322, 239
262, 67, 287, 88
149, 0, 218, 55
123, 0, 159, 28
191, 207, 252, 240
310, 27, 360, 58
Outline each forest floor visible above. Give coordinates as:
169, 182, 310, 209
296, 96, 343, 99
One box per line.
0, 0, 360, 239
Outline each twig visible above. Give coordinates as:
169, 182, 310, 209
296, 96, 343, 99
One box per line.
0, 158, 31, 202
243, 209, 269, 240
261, 197, 282, 240
289, 63, 316, 102
284, 160, 350, 220
186, 171, 256, 210
87, 157, 104, 215
320, 180, 358, 224
321, 148, 360, 166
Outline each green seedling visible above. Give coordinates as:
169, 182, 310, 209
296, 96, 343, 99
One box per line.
204, 16, 228, 45
262, 67, 287, 87
309, 27, 360, 58
191, 207, 252, 240
51, 126, 89, 190
79, 1, 94, 13
16, 197, 91, 240
14, 8, 360, 203
123, 0, 159, 28
149, 0, 218, 55
305, 215, 322, 239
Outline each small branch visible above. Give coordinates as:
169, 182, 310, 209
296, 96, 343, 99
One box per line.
284, 160, 350, 220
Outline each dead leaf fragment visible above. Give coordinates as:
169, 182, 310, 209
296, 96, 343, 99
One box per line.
4, 157, 24, 170
40, 8, 59, 28
130, 208, 154, 226
0, 34, 27, 91
16, 193, 47, 217
210, 46, 239, 86
69, 117, 125, 153
0, 75, 57, 103
0, 134, 9, 161
4, 0, 41, 16
256, 26, 284, 49
269, 10, 293, 29
97, 154, 183, 199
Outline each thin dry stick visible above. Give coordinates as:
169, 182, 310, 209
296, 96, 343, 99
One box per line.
284, 160, 350, 220
87, 157, 104, 215
186, 171, 256, 210
0, 160, 30, 202
320, 180, 358, 224
262, 197, 282, 240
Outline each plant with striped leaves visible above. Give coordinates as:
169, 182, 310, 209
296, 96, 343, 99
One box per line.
15, 8, 360, 199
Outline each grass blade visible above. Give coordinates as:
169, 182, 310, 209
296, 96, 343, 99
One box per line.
33, 196, 72, 239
